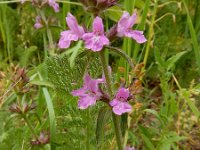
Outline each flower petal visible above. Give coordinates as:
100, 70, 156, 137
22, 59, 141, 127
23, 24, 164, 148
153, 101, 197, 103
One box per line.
84, 73, 92, 85
66, 13, 84, 38
34, 23, 43, 29
78, 96, 97, 109
112, 102, 132, 115
48, 0, 60, 12
117, 11, 130, 36
116, 88, 129, 100
83, 33, 109, 51
58, 30, 79, 49
71, 88, 86, 97
125, 30, 147, 43
110, 99, 120, 107
126, 12, 137, 28
93, 16, 104, 34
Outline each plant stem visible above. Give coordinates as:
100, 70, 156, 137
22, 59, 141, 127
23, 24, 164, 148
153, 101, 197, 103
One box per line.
38, 9, 55, 55
143, 0, 158, 67
111, 113, 123, 150
86, 109, 90, 150
56, 0, 83, 6
99, 50, 123, 150
23, 115, 39, 140
99, 50, 113, 96
133, 0, 150, 61
106, 46, 134, 69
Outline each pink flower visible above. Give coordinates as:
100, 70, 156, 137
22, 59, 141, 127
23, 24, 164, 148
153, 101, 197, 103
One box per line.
21, 0, 25, 4
58, 13, 85, 49
110, 88, 132, 115
82, 16, 109, 52
34, 16, 43, 29
117, 11, 147, 43
125, 146, 136, 150
71, 73, 103, 109
48, 0, 60, 13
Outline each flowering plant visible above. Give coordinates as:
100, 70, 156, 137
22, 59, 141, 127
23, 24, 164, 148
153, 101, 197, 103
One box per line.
57, 2, 147, 149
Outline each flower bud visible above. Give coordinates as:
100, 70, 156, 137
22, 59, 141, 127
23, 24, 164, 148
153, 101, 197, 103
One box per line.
80, 0, 118, 15
9, 101, 37, 114
31, 131, 50, 145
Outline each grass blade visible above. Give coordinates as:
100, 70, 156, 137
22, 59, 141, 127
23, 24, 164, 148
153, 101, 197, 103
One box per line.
38, 72, 56, 149
182, 0, 200, 74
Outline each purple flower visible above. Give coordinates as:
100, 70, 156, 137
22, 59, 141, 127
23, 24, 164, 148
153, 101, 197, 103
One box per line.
58, 13, 85, 49
82, 16, 109, 52
125, 146, 135, 150
48, 0, 60, 13
110, 88, 132, 115
71, 73, 103, 109
34, 16, 43, 29
21, 0, 25, 4
117, 11, 147, 43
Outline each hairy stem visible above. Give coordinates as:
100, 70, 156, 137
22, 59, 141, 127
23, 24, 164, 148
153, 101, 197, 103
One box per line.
99, 50, 123, 150
86, 109, 90, 150
106, 46, 134, 69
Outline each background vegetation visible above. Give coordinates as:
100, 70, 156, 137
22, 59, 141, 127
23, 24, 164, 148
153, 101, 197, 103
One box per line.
0, 0, 200, 149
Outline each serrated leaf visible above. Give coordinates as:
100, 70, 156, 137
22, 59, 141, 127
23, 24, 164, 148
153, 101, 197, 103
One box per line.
46, 54, 102, 98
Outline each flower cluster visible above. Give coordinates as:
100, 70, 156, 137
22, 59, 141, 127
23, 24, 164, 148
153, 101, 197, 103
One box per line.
79, 0, 118, 14
31, 131, 50, 145
21, 0, 60, 13
72, 73, 133, 115
71, 73, 104, 109
34, 16, 43, 29
9, 101, 36, 114
58, 11, 146, 52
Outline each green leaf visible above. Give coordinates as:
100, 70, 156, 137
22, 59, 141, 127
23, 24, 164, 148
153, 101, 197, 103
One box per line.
154, 47, 166, 70
29, 79, 54, 88
96, 106, 111, 149
139, 125, 156, 150
61, 41, 83, 68
157, 132, 187, 150
19, 46, 37, 66
181, 89, 200, 119
46, 54, 102, 98
38, 72, 56, 149
106, 6, 122, 22
182, 0, 200, 74
166, 51, 188, 71
144, 109, 167, 125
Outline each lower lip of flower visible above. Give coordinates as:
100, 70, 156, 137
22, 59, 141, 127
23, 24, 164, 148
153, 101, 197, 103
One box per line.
93, 36, 100, 42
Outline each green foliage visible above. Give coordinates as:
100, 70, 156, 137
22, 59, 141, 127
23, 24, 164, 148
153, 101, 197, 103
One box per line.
46, 53, 102, 98
0, 0, 200, 149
